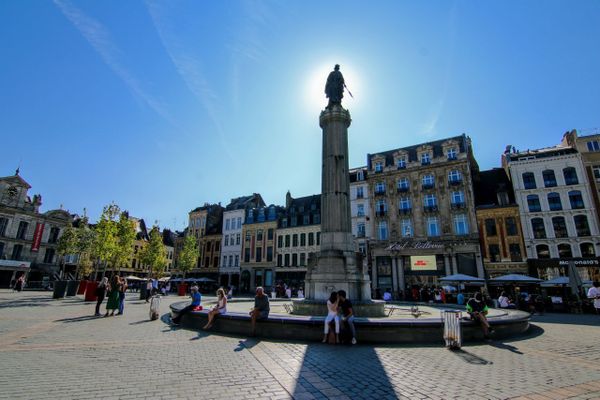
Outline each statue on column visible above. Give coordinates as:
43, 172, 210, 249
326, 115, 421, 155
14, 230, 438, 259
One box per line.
325, 64, 345, 109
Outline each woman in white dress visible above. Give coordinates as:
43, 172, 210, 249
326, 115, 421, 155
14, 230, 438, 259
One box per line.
322, 291, 340, 344
203, 288, 227, 330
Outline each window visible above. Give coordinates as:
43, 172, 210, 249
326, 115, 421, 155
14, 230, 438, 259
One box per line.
522, 172, 536, 189
290, 253, 297, 266
206, 242, 212, 252
397, 177, 409, 191
536, 244, 550, 259
454, 214, 469, 235
509, 244, 522, 262
235, 255, 239, 266
552, 216, 568, 238
488, 244, 501, 262
569, 190, 584, 209
451, 191, 464, 206
531, 218, 546, 239
244, 248, 251, 263
424, 194, 437, 209
447, 148, 457, 160
225, 219, 230, 231
587, 141, 600, 151
236, 233, 241, 245
245, 231, 251, 242
547, 193, 562, 211
224, 235, 229, 246
563, 167, 579, 185
285, 235, 290, 247
256, 229, 263, 241
357, 222, 366, 237
237, 217, 242, 229
267, 229, 274, 240
300, 253, 306, 266
255, 247, 262, 262
267, 246, 273, 262
284, 254, 290, 266
527, 194, 541, 212
0, 218, 7, 236
574, 215, 591, 236
542, 169, 557, 187
558, 244, 572, 258
277, 254, 282, 266
421, 152, 430, 165
357, 204, 365, 217
223, 256, 228, 267
281, 218, 288, 228
375, 161, 384, 173
11, 244, 23, 260
427, 217, 440, 236
375, 182, 386, 194
292, 234, 298, 247
43, 248, 55, 264
317, 232, 320, 245
308, 232, 314, 246
448, 170, 462, 183
376, 200, 387, 215
314, 214, 321, 224
506, 217, 518, 236
485, 219, 497, 236
401, 219, 412, 237
580, 243, 596, 257
300, 233, 306, 246
422, 174, 434, 188
397, 157, 406, 169
356, 187, 364, 199
399, 197, 411, 211
357, 170, 364, 181
16, 221, 28, 240
378, 221, 388, 240
229, 255, 234, 267
48, 227, 60, 244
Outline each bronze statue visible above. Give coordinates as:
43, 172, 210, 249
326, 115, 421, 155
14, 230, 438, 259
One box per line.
325, 64, 344, 109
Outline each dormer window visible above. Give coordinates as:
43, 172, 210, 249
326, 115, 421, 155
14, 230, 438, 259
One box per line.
396, 157, 406, 169
357, 170, 364, 181
374, 161, 384, 173
421, 152, 431, 165
447, 148, 457, 160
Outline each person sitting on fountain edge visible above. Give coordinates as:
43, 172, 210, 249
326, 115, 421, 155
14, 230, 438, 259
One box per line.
250, 287, 270, 335
466, 292, 494, 339
337, 290, 357, 345
171, 285, 201, 325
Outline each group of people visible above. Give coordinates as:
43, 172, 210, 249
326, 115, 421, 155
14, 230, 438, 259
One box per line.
323, 290, 357, 345
94, 275, 127, 317
12, 275, 25, 292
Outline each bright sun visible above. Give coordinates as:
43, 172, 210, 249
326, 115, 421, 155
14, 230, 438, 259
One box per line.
304, 62, 363, 112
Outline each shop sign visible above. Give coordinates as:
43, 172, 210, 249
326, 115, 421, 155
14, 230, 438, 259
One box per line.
528, 257, 600, 268
31, 223, 45, 252
387, 240, 444, 251
410, 255, 437, 271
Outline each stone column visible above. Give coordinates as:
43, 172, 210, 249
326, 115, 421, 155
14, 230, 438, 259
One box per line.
475, 253, 485, 279
398, 257, 406, 298
451, 255, 458, 275
444, 254, 451, 276
391, 257, 398, 293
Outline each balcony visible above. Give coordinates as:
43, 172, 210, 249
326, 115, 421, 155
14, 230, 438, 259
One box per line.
447, 155, 457, 161
423, 205, 438, 213
356, 231, 366, 238
448, 178, 462, 186
399, 207, 412, 215
374, 190, 386, 196
397, 186, 409, 193
421, 183, 435, 190
450, 202, 466, 210
356, 193, 364, 199
375, 210, 387, 217
421, 160, 431, 166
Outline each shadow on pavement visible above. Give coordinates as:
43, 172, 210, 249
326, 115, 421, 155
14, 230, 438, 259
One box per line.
487, 341, 524, 355
531, 313, 600, 327
234, 338, 260, 351
129, 319, 153, 325
54, 315, 100, 323
450, 348, 493, 365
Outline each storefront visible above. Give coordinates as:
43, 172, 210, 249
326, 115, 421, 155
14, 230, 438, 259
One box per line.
529, 257, 600, 281
0, 260, 31, 288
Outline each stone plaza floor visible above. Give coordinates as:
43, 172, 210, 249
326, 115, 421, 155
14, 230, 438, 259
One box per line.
0, 290, 599, 400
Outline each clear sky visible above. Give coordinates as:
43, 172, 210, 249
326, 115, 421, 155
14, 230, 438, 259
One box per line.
1, 1, 599, 230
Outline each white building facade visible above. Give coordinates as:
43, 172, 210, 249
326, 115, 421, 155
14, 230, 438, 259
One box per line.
350, 167, 372, 257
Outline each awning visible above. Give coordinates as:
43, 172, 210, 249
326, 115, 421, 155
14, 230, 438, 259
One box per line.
0, 260, 31, 272
488, 274, 543, 284
439, 273, 485, 283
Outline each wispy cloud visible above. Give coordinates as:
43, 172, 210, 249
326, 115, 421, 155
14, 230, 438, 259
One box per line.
145, 0, 232, 158
53, 0, 172, 124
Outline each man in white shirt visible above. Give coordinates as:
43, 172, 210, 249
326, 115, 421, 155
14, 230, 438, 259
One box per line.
587, 281, 600, 314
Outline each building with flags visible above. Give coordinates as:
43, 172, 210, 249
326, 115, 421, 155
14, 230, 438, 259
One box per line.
0, 170, 72, 286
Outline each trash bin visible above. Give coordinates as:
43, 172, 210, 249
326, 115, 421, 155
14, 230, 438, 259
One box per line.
84, 281, 98, 302
140, 285, 148, 301
178, 283, 188, 296
443, 310, 462, 349
77, 280, 88, 295
65, 280, 80, 296
53, 280, 68, 299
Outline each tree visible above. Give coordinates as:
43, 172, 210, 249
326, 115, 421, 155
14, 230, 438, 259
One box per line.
56, 223, 77, 278
178, 234, 199, 279
74, 216, 96, 279
139, 226, 167, 278
91, 204, 119, 279
111, 212, 136, 272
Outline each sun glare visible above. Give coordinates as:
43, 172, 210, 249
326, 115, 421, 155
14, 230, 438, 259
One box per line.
304, 61, 363, 112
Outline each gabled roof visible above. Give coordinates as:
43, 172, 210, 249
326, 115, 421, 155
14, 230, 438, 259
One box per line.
225, 193, 265, 211
474, 168, 516, 207
0, 173, 32, 189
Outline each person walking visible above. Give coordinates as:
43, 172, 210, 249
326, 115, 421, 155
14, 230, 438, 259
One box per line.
14, 275, 25, 292
145, 279, 153, 303
587, 281, 600, 315
117, 277, 127, 316
105, 275, 120, 317
203, 288, 227, 330
322, 291, 340, 344
95, 277, 108, 316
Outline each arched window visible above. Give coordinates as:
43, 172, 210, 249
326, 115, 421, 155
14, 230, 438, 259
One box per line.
574, 215, 591, 236
563, 167, 579, 185
527, 194, 541, 212
542, 169, 557, 187
547, 193, 562, 211
558, 243, 573, 258
569, 190, 584, 209
522, 172, 536, 189
531, 218, 546, 239
536, 244, 550, 259
552, 216, 568, 238
580, 243, 596, 257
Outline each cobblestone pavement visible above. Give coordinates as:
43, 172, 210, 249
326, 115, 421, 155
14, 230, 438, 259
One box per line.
0, 290, 599, 400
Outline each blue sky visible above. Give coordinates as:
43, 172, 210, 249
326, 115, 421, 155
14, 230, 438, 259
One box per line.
1, 1, 599, 230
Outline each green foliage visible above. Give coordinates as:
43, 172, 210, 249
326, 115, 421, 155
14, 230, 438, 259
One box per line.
56, 223, 78, 258
178, 234, 199, 278
75, 216, 96, 278
91, 203, 119, 267
111, 212, 136, 271
139, 226, 167, 278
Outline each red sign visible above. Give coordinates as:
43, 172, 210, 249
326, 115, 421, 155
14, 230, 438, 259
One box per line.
31, 223, 45, 252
